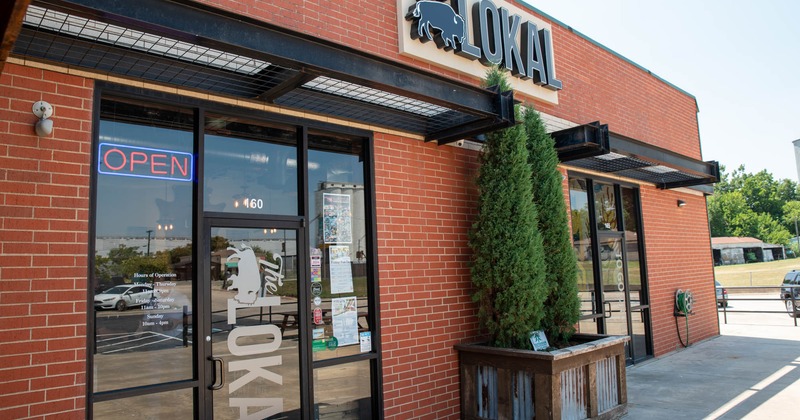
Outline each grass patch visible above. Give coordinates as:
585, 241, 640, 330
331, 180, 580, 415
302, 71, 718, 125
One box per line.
715, 258, 800, 287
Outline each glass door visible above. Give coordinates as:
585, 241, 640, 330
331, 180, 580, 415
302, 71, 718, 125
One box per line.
203, 223, 306, 419
597, 232, 632, 362
570, 178, 652, 364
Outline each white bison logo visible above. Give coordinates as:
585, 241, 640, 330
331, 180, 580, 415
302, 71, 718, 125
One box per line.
226, 243, 284, 304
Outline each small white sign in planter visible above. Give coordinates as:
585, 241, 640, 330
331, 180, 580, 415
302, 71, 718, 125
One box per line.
530, 330, 550, 351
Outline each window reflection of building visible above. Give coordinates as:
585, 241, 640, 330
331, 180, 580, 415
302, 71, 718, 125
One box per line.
203, 115, 298, 217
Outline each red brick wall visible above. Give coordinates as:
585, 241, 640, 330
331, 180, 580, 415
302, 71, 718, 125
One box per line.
639, 188, 718, 356
535, 21, 702, 158
0, 2, 713, 418
374, 133, 480, 419
192, 0, 703, 159
0, 62, 92, 419
187, 0, 712, 415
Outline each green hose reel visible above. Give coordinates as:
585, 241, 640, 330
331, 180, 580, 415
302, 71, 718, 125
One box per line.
675, 289, 694, 347
675, 289, 694, 316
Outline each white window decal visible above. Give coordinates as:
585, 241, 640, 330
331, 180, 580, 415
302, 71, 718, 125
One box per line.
226, 243, 284, 304
225, 242, 286, 418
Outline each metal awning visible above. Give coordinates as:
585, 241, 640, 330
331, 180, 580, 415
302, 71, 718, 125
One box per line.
551, 122, 719, 190
7, 0, 514, 144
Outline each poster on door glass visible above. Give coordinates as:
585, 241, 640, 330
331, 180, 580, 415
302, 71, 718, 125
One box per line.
332, 296, 358, 346
322, 193, 352, 244
329, 245, 353, 294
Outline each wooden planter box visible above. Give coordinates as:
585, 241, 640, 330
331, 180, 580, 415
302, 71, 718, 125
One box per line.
455, 334, 628, 420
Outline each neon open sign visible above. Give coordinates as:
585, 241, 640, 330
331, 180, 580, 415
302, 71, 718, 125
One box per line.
98, 143, 193, 182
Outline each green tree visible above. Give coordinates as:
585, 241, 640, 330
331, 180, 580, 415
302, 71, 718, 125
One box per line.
760, 217, 791, 245
739, 170, 782, 216
707, 191, 750, 237
169, 243, 192, 264
523, 107, 580, 345
707, 165, 799, 246
777, 179, 799, 204
122, 252, 172, 280
730, 212, 790, 245
469, 68, 547, 349
95, 244, 143, 283
211, 235, 231, 252
94, 244, 173, 289
706, 195, 727, 237
782, 201, 800, 247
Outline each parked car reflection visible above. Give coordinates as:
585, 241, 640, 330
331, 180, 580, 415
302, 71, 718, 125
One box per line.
94, 284, 154, 311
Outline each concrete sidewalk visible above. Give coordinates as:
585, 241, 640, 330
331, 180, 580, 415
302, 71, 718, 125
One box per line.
624, 320, 800, 419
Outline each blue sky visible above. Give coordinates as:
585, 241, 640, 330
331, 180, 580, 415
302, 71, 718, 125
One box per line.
527, 0, 800, 182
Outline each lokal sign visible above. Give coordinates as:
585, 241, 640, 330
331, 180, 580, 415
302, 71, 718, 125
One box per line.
399, 0, 561, 103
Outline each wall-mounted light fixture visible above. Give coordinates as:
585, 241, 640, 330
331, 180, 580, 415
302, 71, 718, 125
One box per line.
32, 100, 54, 137
677, 200, 687, 208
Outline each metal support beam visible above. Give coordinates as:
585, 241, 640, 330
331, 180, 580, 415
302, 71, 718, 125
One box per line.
428, 89, 516, 144
608, 133, 719, 182
552, 122, 609, 162
554, 122, 719, 189
257, 69, 317, 103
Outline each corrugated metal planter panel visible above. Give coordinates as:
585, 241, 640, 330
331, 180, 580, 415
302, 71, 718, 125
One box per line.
561, 366, 587, 420
514, 370, 535, 419
477, 365, 498, 419
596, 356, 620, 414
456, 334, 628, 420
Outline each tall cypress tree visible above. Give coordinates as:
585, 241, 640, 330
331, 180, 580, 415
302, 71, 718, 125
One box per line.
523, 107, 580, 345
469, 68, 547, 349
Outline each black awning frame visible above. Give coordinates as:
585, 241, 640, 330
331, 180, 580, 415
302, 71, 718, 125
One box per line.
551, 123, 719, 190
14, 0, 515, 143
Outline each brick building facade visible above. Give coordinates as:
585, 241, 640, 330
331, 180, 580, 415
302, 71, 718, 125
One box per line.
0, 0, 718, 418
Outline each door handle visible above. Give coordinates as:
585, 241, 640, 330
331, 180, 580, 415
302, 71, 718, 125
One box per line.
604, 301, 612, 318
208, 355, 225, 390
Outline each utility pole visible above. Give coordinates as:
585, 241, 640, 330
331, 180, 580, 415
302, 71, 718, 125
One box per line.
146, 229, 153, 256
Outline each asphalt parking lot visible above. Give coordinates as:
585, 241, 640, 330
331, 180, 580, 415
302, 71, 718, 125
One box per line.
625, 293, 800, 419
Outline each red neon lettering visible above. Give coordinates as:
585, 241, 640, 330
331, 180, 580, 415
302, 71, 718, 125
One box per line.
171, 156, 189, 177
103, 148, 127, 171
150, 154, 167, 175
130, 151, 148, 171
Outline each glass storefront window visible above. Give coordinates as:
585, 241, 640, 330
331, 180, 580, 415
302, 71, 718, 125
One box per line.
93, 98, 194, 393
621, 186, 649, 360
569, 178, 597, 333
307, 131, 371, 361
621, 187, 639, 234
204, 115, 298, 215
94, 389, 194, 419
314, 360, 373, 419
621, 187, 643, 306
594, 182, 617, 231
92, 92, 379, 415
